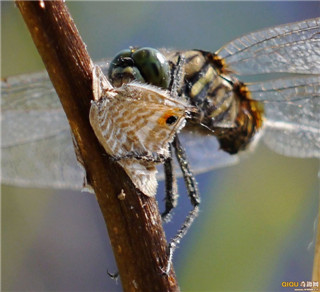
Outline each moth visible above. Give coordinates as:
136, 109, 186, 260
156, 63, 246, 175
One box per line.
89, 65, 191, 197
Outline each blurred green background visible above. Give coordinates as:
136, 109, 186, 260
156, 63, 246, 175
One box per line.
1, 1, 319, 291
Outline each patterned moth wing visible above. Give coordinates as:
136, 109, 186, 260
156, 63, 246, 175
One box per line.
89, 66, 190, 196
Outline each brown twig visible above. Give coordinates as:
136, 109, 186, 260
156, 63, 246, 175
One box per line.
15, 1, 179, 291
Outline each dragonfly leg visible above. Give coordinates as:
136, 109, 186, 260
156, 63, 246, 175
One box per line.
161, 54, 188, 222
173, 135, 200, 208
161, 144, 179, 223
162, 134, 200, 275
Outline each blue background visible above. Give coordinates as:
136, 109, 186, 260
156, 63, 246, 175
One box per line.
2, 2, 319, 291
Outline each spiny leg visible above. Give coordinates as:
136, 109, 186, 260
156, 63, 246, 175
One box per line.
173, 135, 200, 208
161, 54, 184, 222
163, 134, 200, 275
161, 144, 178, 223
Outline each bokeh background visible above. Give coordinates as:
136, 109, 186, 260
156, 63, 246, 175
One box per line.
2, 1, 319, 291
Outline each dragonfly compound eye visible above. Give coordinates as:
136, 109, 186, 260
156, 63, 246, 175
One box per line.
108, 48, 144, 87
108, 47, 171, 89
132, 47, 170, 89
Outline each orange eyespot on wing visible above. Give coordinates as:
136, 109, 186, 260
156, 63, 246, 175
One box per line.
157, 109, 182, 126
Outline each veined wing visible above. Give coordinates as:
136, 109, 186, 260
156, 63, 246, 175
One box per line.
2, 129, 85, 190
2, 63, 105, 190
2, 60, 109, 148
157, 131, 240, 181
177, 131, 239, 174
2, 71, 68, 147
1, 70, 83, 189
248, 75, 320, 158
217, 18, 320, 75
1, 62, 237, 190
168, 74, 320, 179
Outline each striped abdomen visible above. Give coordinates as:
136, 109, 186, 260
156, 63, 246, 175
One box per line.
166, 50, 264, 154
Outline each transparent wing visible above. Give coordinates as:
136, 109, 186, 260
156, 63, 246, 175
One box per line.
179, 131, 239, 173
217, 18, 320, 75
2, 71, 68, 147
1, 61, 112, 190
157, 131, 239, 180
248, 75, 320, 158
2, 129, 85, 190
1, 61, 237, 190
1, 71, 80, 189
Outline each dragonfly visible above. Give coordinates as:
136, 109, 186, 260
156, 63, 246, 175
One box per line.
2, 17, 319, 275
2, 17, 319, 192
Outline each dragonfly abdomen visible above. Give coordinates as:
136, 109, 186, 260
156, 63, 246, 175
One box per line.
212, 82, 264, 154
175, 50, 264, 154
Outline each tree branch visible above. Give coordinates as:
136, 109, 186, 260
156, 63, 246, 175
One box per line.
15, 1, 179, 291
